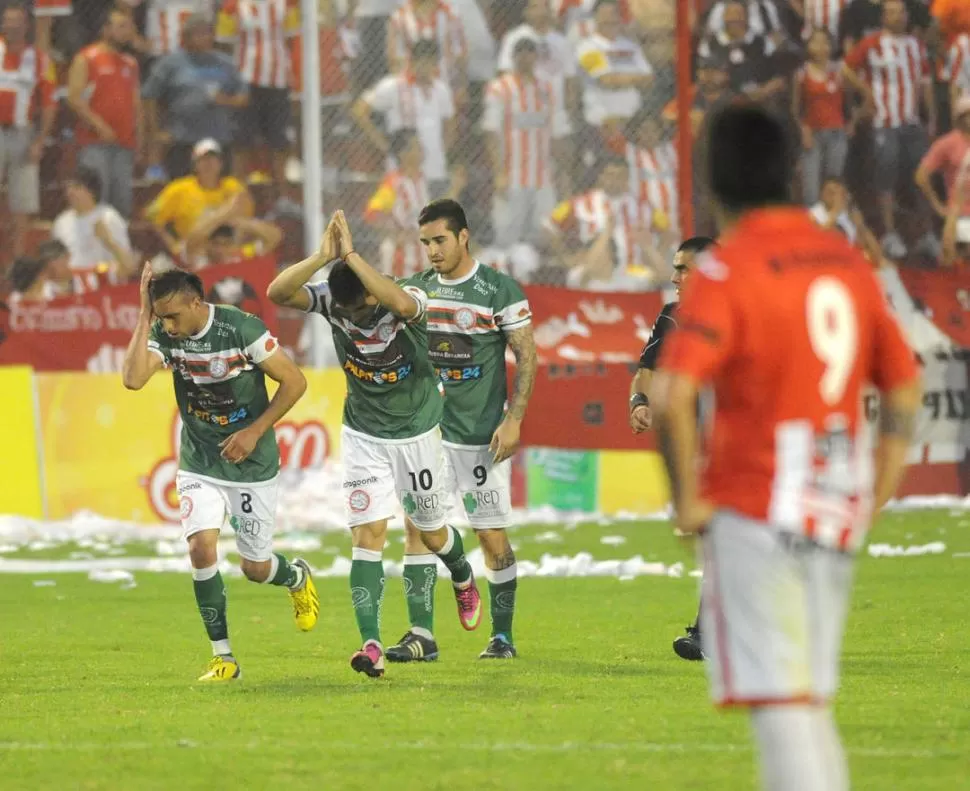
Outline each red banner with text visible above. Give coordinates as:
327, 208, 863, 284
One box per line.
0, 257, 280, 372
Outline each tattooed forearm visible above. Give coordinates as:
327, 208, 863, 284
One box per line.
505, 325, 537, 421
879, 406, 917, 439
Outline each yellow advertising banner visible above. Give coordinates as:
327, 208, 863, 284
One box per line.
35, 370, 347, 523
0, 366, 45, 518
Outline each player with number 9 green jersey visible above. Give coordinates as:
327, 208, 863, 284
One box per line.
412, 262, 532, 444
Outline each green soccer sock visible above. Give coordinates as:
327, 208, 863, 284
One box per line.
403, 554, 437, 634
435, 525, 473, 586
192, 564, 231, 656
485, 564, 517, 643
264, 553, 304, 589
350, 548, 385, 645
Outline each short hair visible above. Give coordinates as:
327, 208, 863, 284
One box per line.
677, 236, 717, 254
593, 0, 618, 13
705, 103, 795, 213
8, 257, 46, 293
389, 130, 419, 159
418, 199, 468, 237
411, 40, 439, 61
68, 167, 103, 202
327, 259, 367, 306
209, 224, 235, 241
36, 239, 69, 265
149, 268, 205, 303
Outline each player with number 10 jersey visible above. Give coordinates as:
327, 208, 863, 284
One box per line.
387, 200, 538, 664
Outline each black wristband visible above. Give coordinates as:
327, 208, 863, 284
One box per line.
630, 393, 649, 411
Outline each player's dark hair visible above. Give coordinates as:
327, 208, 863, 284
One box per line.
677, 236, 717, 254
705, 103, 795, 213
36, 239, 69, 264
149, 268, 205, 303
209, 224, 235, 240
418, 198, 468, 238
411, 39, 439, 61
69, 167, 103, 202
389, 130, 419, 159
8, 257, 46, 293
327, 259, 367, 306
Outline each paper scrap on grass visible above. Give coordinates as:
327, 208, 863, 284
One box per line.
866, 542, 946, 557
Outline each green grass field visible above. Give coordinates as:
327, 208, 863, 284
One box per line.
1, 511, 968, 791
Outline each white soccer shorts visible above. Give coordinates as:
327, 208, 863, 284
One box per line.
176, 471, 279, 562
341, 425, 447, 531
441, 441, 513, 529
700, 510, 855, 707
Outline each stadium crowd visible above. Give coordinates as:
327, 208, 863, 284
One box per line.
2, 0, 970, 306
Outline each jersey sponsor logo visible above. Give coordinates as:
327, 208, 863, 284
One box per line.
178, 480, 202, 493
454, 308, 476, 331
427, 332, 473, 364
343, 359, 413, 384
438, 365, 483, 382
344, 476, 379, 488
230, 514, 263, 537
348, 488, 371, 512
402, 490, 441, 516
180, 495, 194, 519
187, 404, 250, 426
209, 358, 229, 379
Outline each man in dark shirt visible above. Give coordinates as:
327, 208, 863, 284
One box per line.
629, 235, 717, 662
839, 0, 931, 51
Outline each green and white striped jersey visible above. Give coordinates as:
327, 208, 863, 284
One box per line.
302, 276, 442, 440
148, 304, 280, 483
411, 262, 531, 445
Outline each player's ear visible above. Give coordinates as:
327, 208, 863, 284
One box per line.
459, 228, 469, 250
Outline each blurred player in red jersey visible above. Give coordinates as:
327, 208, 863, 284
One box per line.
651, 104, 922, 791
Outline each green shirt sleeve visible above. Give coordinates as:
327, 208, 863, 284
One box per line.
147, 320, 172, 366
235, 311, 279, 365
493, 275, 532, 331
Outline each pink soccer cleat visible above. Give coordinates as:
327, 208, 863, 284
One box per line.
350, 640, 385, 678
454, 575, 483, 631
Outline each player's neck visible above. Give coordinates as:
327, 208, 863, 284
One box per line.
188, 303, 214, 338
438, 254, 476, 282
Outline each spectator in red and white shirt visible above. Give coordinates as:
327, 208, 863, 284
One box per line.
351, 40, 457, 196
67, 7, 142, 218
843, 0, 938, 259
793, 28, 867, 204
797, 0, 850, 48
576, 0, 654, 130
542, 155, 667, 290
483, 36, 569, 249
387, 0, 467, 95
216, 0, 300, 201
146, 0, 214, 56
615, 111, 678, 237
915, 95, 970, 219
0, 3, 57, 257
944, 31, 970, 107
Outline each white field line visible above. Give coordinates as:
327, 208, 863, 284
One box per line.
0, 740, 955, 759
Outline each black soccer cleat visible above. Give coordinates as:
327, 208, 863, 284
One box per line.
479, 635, 517, 659
672, 624, 704, 661
386, 631, 439, 663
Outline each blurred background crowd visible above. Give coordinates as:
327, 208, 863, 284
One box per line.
2, 0, 970, 314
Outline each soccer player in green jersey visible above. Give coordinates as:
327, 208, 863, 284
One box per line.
121, 265, 319, 682
385, 199, 538, 662
267, 211, 482, 678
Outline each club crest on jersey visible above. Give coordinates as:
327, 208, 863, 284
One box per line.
180, 495, 194, 519
208, 358, 229, 379
455, 308, 476, 330
377, 323, 394, 342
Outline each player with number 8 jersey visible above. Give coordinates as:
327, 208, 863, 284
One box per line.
267, 210, 481, 678
122, 266, 319, 683
386, 200, 538, 664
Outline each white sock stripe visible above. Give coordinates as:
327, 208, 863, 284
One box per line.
403, 554, 437, 566
352, 547, 383, 562
438, 525, 456, 556
262, 554, 280, 584
191, 564, 219, 582
484, 563, 517, 585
